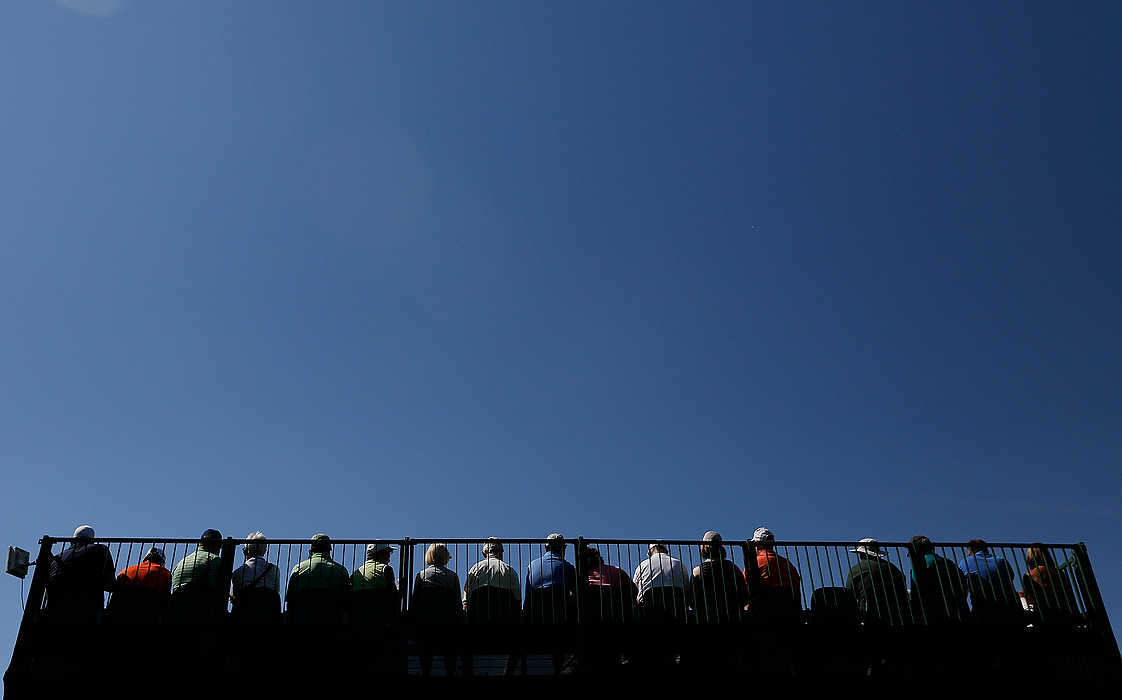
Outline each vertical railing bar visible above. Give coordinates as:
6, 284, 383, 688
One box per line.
890, 546, 914, 625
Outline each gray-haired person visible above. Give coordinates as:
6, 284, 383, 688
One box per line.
47, 525, 116, 624
463, 538, 521, 620
230, 531, 280, 623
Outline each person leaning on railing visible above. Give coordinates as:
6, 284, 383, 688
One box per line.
462, 537, 521, 623
46, 525, 116, 625
168, 529, 225, 623
845, 538, 908, 626
747, 527, 802, 621
412, 543, 464, 677
1022, 544, 1079, 625
956, 538, 1021, 623
632, 543, 690, 623
581, 545, 638, 624
230, 531, 280, 624
108, 546, 170, 624
351, 541, 401, 626
524, 533, 577, 625
906, 535, 968, 625
690, 531, 748, 624
285, 533, 351, 624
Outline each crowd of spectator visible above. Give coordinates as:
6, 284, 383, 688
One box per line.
43, 525, 1083, 639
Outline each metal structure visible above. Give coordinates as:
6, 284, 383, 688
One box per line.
4, 534, 1119, 689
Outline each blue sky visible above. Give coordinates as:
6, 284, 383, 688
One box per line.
2, 0, 1119, 662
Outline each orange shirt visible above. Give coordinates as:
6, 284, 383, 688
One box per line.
753, 549, 801, 592
117, 561, 172, 598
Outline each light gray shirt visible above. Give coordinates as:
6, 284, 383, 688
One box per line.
414, 564, 460, 592
231, 557, 279, 594
632, 552, 690, 602
463, 556, 521, 603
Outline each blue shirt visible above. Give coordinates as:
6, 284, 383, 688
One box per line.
957, 550, 1018, 608
956, 551, 1014, 582
525, 552, 575, 595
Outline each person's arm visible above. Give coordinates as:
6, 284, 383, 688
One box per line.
463, 566, 476, 606
102, 548, 116, 592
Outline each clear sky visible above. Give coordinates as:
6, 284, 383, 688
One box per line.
2, 0, 1119, 664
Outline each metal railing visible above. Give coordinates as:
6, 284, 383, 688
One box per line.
13, 534, 1120, 664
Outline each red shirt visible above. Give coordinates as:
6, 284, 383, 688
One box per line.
116, 561, 172, 598
752, 549, 801, 593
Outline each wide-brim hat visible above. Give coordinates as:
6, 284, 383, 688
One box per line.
850, 537, 887, 559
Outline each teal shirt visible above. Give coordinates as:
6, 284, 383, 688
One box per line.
170, 549, 222, 594
287, 553, 350, 600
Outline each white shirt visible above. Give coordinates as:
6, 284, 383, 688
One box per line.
463, 556, 521, 603
632, 552, 689, 602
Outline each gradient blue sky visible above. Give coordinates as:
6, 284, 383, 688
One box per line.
2, 0, 1120, 662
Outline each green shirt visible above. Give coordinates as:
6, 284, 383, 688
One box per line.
287, 553, 350, 600
845, 557, 908, 625
352, 561, 395, 592
170, 548, 223, 594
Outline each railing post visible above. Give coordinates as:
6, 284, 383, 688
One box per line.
22, 537, 53, 624
401, 537, 411, 614
574, 536, 585, 625
1073, 542, 1120, 663
218, 537, 237, 614
743, 540, 760, 609
4, 536, 54, 691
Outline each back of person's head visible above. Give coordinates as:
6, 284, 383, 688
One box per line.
73, 524, 95, 543
967, 538, 988, 555
545, 533, 566, 555
1025, 544, 1054, 570
648, 543, 668, 557
243, 531, 268, 559
200, 529, 222, 553
583, 546, 603, 568
309, 533, 331, 555
425, 543, 451, 567
909, 535, 934, 556
752, 527, 775, 550
143, 546, 166, 566
700, 531, 726, 560
482, 537, 504, 559
366, 542, 395, 562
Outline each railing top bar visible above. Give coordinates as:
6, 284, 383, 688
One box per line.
582, 539, 1083, 549
41, 537, 408, 546
41, 536, 1083, 549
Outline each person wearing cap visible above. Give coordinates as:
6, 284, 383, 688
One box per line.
46, 525, 116, 623
463, 538, 521, 615
524, 533, 577, 616
690, 531, 747, 624
462, 538, 521, 676
632, 543, 691, 622
844, 538, 908, 626
955, 538, 1020, 621
353, 542, 399, 593
351, 541, 402, 631
170, 529, 224, 595
108, 546, 171, 624
906, 535, 968, 625
286, 533, 351, 624
169, 529, 227, 622
747, 527, 802, 620
116, 546, 172, 598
